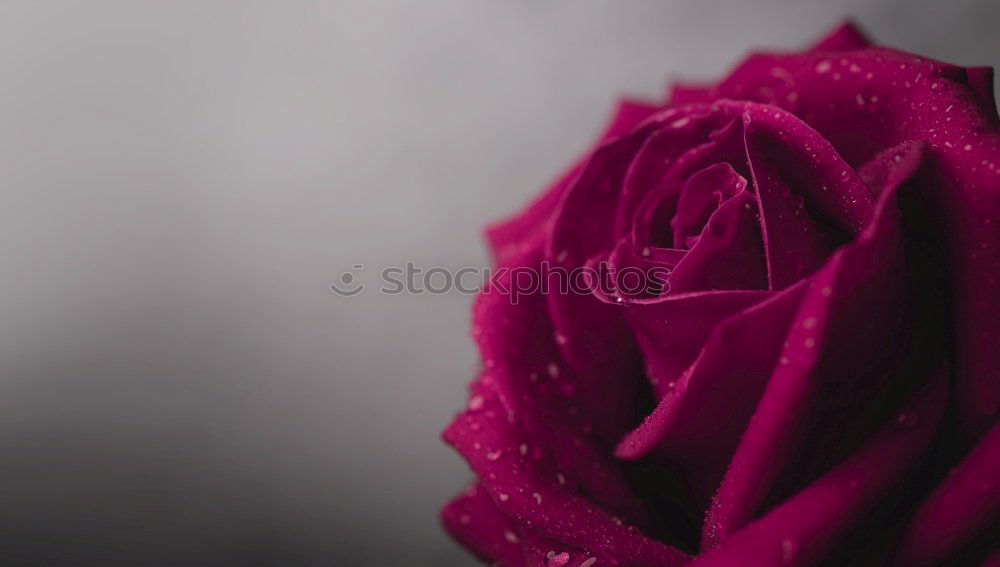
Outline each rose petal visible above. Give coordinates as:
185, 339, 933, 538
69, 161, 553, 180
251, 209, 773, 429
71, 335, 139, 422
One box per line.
616, 282, 806, 504
547, 124, 662, 441
487, 99, 660, 266
519, 530, 608, 567
690, 371, 948, 566
663, 21, 872, 107
704, 142, 919, 546
473, 279, 652, 526
671, 163, 747, 246
668, 190, 768, 293
616, 108, 727, 242
443, 385, 690, 566
701, 40, 1000, 434
742, 119, 835, 288
624, 288, 773, 400
897, 420, 1000, 565
442, 484, 526, 566
668, 82, 715, 105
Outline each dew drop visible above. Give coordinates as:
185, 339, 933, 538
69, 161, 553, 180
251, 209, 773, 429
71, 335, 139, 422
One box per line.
498, 493, 509, 502
781, 538, 797, 564
532, 492, 543, 505
894, 410, 920, 429
547, 551, 570, 567
580, 559, 597, 567
815, 60, 832, 74
486, 449, 503, 461
468, 395, 485, 411
504, 530, 520, 544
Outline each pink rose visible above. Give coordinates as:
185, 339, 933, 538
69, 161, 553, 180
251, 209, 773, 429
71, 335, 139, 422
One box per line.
442, 22, 1000, 566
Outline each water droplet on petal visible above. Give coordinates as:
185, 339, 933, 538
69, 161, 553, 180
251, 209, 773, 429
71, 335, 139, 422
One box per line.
894, 410, 920, 429
504, 530, 520, 544
468, 395, 485, 411
782, 538, 797, 564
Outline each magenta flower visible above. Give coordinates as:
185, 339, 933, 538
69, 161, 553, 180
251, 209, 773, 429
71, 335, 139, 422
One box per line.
442, 23, 1000, 566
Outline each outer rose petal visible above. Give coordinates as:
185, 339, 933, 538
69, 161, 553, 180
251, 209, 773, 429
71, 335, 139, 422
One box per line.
442, 484, 526, 567
662, 19, 873, 106
897, 420, 1000, 565
443, 384, 689, 566
476, 267, 653, 527
690, 371, 948, 567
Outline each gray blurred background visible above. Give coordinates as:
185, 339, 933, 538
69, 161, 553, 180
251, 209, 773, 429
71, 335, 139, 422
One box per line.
0, 1, 997, 565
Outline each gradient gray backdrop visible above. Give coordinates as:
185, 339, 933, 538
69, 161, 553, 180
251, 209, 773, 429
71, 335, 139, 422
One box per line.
0, 1, 997, 565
